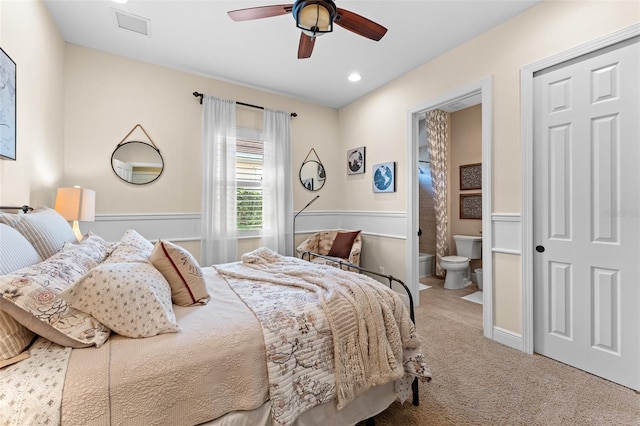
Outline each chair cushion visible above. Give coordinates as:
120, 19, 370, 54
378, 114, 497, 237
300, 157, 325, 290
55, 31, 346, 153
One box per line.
327, 230, 361, 259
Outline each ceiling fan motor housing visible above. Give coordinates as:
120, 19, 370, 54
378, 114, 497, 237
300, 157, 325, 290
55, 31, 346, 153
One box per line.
293, 0, 337, 37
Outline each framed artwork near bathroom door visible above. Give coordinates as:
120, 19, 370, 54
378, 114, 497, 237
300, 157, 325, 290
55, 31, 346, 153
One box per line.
460, 163, 481, 190
460, 194, 482, 219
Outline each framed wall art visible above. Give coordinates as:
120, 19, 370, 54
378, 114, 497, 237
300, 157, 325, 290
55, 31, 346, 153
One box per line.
460, 194, 482, 219
372, 161, 396, 193
347, 146, 365, 175
460, 163, 481, 190
0, 47, 16, 161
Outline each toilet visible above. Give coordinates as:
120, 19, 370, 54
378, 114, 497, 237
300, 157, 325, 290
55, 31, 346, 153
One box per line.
441, 235, 482, 290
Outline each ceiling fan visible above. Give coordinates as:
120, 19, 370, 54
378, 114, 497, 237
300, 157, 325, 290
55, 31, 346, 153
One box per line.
228, 0, 387, 59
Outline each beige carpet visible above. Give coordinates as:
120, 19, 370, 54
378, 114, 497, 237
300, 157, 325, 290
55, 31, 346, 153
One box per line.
361, 305, 640, 426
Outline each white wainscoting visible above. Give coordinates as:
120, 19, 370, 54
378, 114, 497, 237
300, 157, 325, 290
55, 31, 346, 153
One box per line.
295, 210, 407, 239
490, 213, 523, 350
84, 210, 410, 244
83, 213, 202, 243
86, 211, 522, 251
491, 213, 521, 255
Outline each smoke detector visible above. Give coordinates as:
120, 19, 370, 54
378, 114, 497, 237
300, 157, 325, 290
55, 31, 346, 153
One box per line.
112, 9, 151, 36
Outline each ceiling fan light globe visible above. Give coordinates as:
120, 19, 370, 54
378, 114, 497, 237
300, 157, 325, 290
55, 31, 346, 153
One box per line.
294, 0, 336, 34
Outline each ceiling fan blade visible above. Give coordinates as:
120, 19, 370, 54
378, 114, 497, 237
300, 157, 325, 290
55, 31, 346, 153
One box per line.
334, 8, 387, 41
298, 33, 315, 59
228, 4, 293, 22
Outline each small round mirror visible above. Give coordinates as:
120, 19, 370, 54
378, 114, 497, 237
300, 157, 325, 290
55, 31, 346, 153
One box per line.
111, 141, 164, 185
299, 160, 326, 191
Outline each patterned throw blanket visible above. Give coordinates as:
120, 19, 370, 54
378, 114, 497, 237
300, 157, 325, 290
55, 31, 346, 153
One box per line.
0, 338, 71, 426
215, 248, 431, 426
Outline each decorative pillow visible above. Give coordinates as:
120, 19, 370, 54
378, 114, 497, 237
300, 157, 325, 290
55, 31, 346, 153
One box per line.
105, 244, 151, 264
119, 229, 154, 251
61, 262, 180, 338
327, 230, 361, 259
150, 240, 210, 306
104, 229, 154, 264
0, 243, 111, 349
0, 223, 42, 275
0, 310, 34, 364
0, 207, 77, 260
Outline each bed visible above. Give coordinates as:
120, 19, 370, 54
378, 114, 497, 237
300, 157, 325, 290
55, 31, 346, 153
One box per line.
0, 206, 431, 426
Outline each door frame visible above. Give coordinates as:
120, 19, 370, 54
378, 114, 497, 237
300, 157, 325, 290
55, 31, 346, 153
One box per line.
520, 23, 640, 354
406, 76, 494, 338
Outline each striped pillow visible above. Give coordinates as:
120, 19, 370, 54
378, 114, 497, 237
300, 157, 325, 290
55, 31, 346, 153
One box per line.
0, 311, 35, 364
0, 207, 77, 260
0, 223, 42, 275
0, 223, 40, 365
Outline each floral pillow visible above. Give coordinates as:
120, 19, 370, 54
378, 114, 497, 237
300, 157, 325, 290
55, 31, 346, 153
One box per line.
61, 262, 180, 338
150, 240, 210, 306
0, 237, 111, 348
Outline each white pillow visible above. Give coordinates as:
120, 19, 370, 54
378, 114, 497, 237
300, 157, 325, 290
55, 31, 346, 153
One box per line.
61, 262, 180, 338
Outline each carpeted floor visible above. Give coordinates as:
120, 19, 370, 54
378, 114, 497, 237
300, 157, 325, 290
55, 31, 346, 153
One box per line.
361, 303, 640, 426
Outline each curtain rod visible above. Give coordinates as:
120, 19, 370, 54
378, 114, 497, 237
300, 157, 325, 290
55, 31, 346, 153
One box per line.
192, 92, 297, 118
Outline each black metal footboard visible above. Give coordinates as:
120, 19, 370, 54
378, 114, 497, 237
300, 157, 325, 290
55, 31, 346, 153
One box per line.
300, 251, 420, 407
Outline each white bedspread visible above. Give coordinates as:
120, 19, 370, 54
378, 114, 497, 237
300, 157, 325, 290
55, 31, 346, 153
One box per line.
60, 268, 269, 426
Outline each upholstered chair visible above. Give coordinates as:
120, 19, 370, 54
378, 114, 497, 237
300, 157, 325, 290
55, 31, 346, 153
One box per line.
296, 230, 361, 271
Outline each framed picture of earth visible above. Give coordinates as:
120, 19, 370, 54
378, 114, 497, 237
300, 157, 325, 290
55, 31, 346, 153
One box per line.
372, 161, 396, 193
347, 146, 365, 175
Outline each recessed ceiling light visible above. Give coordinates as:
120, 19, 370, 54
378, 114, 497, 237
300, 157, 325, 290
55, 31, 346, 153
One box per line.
112, 0, 128, 4
348, 73, 361, 82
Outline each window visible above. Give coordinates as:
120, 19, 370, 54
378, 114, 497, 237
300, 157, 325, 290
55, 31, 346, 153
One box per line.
236, 128, 263, 232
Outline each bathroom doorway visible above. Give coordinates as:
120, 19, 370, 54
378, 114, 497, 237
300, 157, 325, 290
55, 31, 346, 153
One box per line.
406, 78, 493, 338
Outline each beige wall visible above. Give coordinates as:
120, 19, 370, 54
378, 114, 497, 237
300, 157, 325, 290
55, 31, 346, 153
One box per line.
338, 1, 639, 333
0, 0, 66, 206
63, 44, 340, 217
62, 44, 340, 259
449, 105, 483, 271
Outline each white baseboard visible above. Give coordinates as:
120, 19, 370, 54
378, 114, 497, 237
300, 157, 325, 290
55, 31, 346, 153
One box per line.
492, 326, 523, 351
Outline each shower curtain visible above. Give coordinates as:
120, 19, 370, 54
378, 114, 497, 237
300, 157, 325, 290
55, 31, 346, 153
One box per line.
426, 109, 449, 277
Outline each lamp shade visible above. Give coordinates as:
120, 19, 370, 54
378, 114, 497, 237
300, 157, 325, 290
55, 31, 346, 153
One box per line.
54, 187, 95, 222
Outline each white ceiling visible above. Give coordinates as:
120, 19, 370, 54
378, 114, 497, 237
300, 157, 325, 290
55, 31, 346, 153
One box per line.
44, 0, 541, 109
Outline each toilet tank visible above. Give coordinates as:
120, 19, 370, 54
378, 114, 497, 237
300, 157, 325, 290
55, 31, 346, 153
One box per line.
453, 235, 482, 259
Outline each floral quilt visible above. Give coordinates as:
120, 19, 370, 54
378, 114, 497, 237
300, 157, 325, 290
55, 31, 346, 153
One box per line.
215, 248, 431, 426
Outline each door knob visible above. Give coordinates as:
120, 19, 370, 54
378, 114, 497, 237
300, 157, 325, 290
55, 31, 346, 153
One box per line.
535, 245, 545, 253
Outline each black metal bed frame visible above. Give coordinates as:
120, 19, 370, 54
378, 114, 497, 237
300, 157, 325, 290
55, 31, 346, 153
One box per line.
0, 205, 32, 213
300, 250, 420, 409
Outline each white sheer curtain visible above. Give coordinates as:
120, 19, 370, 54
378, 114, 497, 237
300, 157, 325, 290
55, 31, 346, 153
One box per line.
201, 96, 237, 266
261, 109, 293, 256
